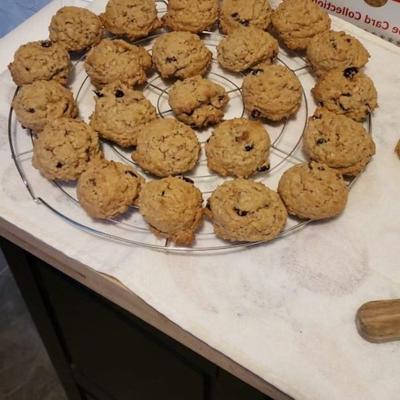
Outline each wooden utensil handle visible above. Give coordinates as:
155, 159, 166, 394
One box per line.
356, 299, 400, 343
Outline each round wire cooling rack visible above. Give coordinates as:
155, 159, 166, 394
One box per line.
7, 31, 372, 254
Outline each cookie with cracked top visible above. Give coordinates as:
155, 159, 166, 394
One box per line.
205, 179, 287, 242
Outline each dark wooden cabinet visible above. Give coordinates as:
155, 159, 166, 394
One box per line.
1, 237, 271, 400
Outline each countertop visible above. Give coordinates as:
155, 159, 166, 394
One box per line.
1, 1, 400, 399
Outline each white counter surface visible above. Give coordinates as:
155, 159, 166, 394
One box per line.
1, 2, 400, 399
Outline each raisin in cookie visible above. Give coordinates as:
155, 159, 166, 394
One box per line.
271, 0, 330, 51
132, 118, 200, 176
49, 6, 104, 52
312, 68, 377, 122
278, 162, 348, 220
33, 118, 102, 181
219, 0, 272, 34
168, 76, 228, 128
9, 40, 71, 86
217, 27, 278, 73
205, 179, 287, 242
304, 108, 375, 176
90, 81, 157, 147
306, 31, 370, 77
205, 118, 270, 178
162, 0, 218, 33
152, 32, 212, 80
139, 176, 203, 245
77, 159, 143, 219
12, 80, 77, 133
84, 39, 152, 89
242, 64, 302, 121
100, 0, 161, 41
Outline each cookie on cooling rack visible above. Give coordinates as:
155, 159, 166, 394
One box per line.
49, 6, 104, 52
152, 32, 212, 80
9, 40, 71, 86
132, 118, 201, 177
242, 64, 302, 121
12, 80, 78, 133
219, 0, 272, 34
77, 159, 144, 219
90, 81, 157, 147
306, 31, 370, 77
139, 176, 203, 245
304, 108, 376, 176
205, 179, 287, 242
84, 39, 152, 89
312, 68, 377, 122
271, 0, 331, 51
162, 0, 218, 33
278, 161, 348, 220
168, 76, 228, 128
32, 117, 102, 181
217, 27, 278, 73
100, 0, 161, 41
205, 118, 271, 178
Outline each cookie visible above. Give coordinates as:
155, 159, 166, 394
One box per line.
12, 80, 77, 133
32, 118, 102, 181
205, 118, 271, 178
138, 176, 203, 245
168, 76, 228, 128
90, 81, 157, 147
304, 108, 375, 176
77, 159, 143, 219
312, 68, 378, 122
395, 140, 400, 159
132, 118, 200, 177
306, 30, 370, 77
84, 39, 152, 89
219, 0, 272, 34
242, 64, 302, 121
205, 179, 287, 242
8, 40, 71, 86
271, 0, 331, 51
162, 0, 218, 33
364, 0, 388, 7
152, 32, 212, 80
49, 6, 104, 52
100, 0, 161, 41
217, 26, 278, 73
278, 161, 348, 220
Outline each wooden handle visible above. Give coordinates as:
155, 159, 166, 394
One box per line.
356, 299, 400, 343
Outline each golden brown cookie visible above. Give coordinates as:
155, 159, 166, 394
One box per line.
100, 0, 161, 41
304, 108, 375, 176
278, 162, 348, 220
306, 30, 370, 77
271, 0, 331, 51
32, 118, 102, 181
132, 118, 201, 177
364, 0, 388, 7
90, 81, 157, 147
138, 176, 203, 245
8, 40, 71, 86
77, 159, 144, 219
12, 80, 77, 133
84, 39, 152, 89
205, 118, 271, 178
219, 0, 272, 34
49, 6, 104, 52
242, 64, 302, 121
152, 32, 212, 80
168, 76, 228, 128
217, 26, 278, 73
205, 179, 287, 242
312, 68, 378, 122
162, 0, 218, 33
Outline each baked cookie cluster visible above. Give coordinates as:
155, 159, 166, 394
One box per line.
8, 0, 379, 247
